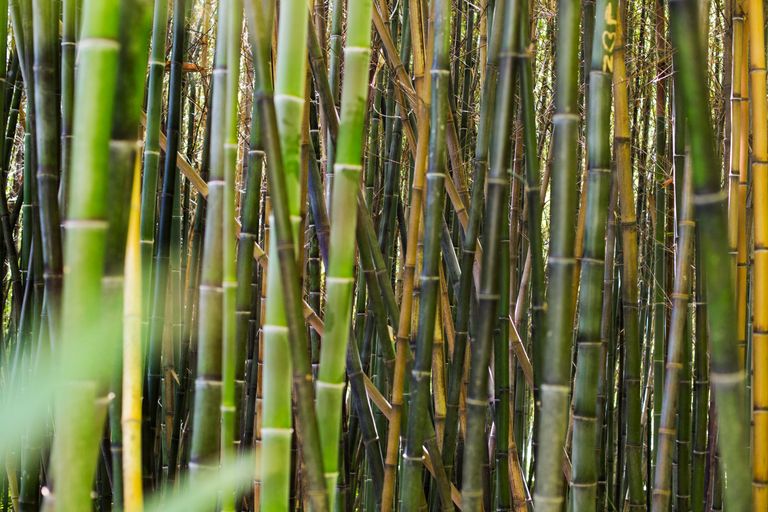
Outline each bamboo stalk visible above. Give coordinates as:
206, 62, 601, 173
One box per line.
569, 0, 615, 509
651, 153, 694, 512
245, 0, 329, 509
106, 0, 153, 503
31, 0, 62, 349
316, 0, 374, 505
122, 146, 144, 512
220, 2, 242, 510
462, 0, 519, 508
612, 2, 644, 508
746, 0, 768, 505
400, 0, 449, 508
53, 0, 121, 509
145, 0, 187, 487
667, 0, 752, 509
533, 0, 580, 508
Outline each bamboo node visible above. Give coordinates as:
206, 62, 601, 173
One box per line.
316, 381, 345, 391
710, 370, 745, 384
540, 384, 570, 393
693, 190, 727, 205
547, 256, 577, 264
570, 482, 597, 488
533, 494, 564, 504
62, 219, 108, 230
78, 38, 120, 51
263, 325, 289, 335
333, 163, 363, 173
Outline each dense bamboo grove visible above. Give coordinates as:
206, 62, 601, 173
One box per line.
0, 0, 766, 510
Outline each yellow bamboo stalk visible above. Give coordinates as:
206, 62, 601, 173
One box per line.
748, 0, 768, 505
380, 0, 431, 505
728, 0, 743, 317
433, 273, 447, 446
737, 11, 749, 368
122, 150, 143, 512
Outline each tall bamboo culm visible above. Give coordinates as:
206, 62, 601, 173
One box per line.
400, 0, 449, 508
316, 0, 374, 506
747, 0, 768, 503
668, 0, 753, 509
255, 0, 311, 510
53, 0, 121, 509
463, 0, 519, 508
651, 154, 694, 512
569, 0, 615, 509
533, 0, 580, 508
189, 0, 226, 485
220, 2, 242, 511
613, 1, 645, 508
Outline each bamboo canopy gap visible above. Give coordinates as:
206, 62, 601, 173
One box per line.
0, 0, 761, 511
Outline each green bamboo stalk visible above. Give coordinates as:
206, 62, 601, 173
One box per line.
691, 225, 709, 512
244, 0, 328, 509
179, 81, 212, 472
442, 0, 505, 477
139, 0, 168, 347
257, 0, 302, 502
0, 25, 10, 309
104, 0, 153, 505
518, 0, 546, 433
650, 0, 667, 486
667, 0, 752, 509
317, 0, 373, 504
0, 4, 20, 330
189, 0, 227, 487
175, 0, 212, 476
305, 17, 400, 333
462, 0, 519, 508
144, 0, 187, 487
677, 289, 693, 512
612, 2, 644, 507
376, 0, 409, 278
494, 187, 512, 511
569, 0, 615, 509
59, 0, 74, 209
220, 2, 242, 511
52, 0, 121, 509
533, 0, 581, 509
325, 0, 343, 203
31, 0, 62, 352
651, 154, 694, 512
10, 0, 34, 302
236, 32, 266, 455
595, 179, 618, 510
400, 0, 449, 508
379, 0, 434, 503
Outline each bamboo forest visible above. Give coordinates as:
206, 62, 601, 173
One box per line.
0, 0, 767, 510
